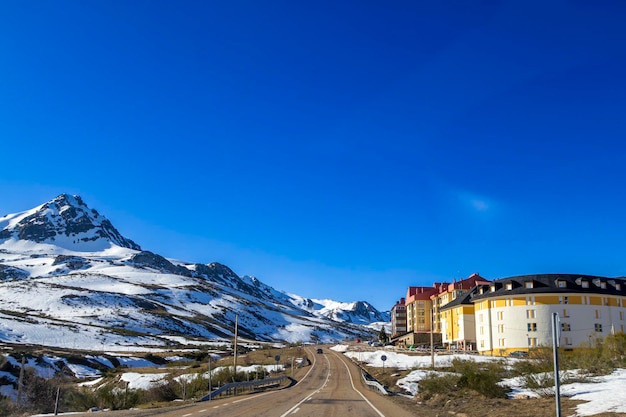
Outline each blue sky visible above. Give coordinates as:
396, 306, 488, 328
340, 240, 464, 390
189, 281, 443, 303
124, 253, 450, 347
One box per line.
1, 1, 625, 311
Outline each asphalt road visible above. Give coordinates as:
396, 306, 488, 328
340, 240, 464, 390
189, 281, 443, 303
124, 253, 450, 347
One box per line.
66, 347, 415, 417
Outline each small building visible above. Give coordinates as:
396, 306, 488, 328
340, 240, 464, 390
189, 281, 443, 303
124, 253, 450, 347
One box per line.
391, 298, 407, 337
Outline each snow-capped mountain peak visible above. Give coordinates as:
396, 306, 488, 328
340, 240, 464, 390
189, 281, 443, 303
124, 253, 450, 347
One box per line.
0, 194, 140, 251
0, 194, 388, 349
288, 295, 390, 325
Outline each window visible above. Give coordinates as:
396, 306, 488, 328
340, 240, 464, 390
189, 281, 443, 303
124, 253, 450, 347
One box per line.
595, 323, 603, 332
601, 282, 607, 289
603, 297, 609, 306
557, 280, 567, 288
526, 309, 536, 319
617, 283, 622, 290
621, 311, 624, 321
565, 337, 572, 346
479, 313, 484, 323
480, 326, 484, 335
498, 324, 505, 333
497, 311, 504, 320
527, 322, 537, 332
563, 309, 569, 318
581, 281, 589, 288
525, 281, 534, 289
596, 309, 600, 319
480, 340, 485, 348
499, 338, 506, 347
561, 323, 571, 332
506, 282, 513, 290
559, 296, 569, 304
528, 337, 537, 347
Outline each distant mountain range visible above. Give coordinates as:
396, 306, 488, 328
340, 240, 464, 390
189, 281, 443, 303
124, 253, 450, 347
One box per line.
0, 194, 389, 351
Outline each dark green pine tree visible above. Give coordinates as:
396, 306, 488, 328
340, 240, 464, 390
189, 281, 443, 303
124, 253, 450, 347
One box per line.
378, 326, 389, 344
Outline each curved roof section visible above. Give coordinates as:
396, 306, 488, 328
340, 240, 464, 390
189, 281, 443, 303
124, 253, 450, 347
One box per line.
471, 273, 626, 301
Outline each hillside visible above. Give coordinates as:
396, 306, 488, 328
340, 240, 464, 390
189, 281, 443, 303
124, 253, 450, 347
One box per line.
0, 194, 389, 351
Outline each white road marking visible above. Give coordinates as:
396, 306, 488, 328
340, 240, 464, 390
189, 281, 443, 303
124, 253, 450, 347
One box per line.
335, 352, 386, 417
279, 351, 331, 417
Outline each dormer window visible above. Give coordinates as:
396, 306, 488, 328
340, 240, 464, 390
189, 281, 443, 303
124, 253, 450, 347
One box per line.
557, 280, 567, 288
525, 281, 534, 289
617, 284, 622, 291
490, 285, 496, 292
601, 282, 607, 289
581, 281, 589, 288
506, 282, 513, 290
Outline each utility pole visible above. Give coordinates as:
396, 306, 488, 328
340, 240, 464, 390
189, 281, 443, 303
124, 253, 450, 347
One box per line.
552, 312, 562, 417
54, 386, 60, 415
17, 355, 25, 406
233, 315, 238, 379
430, 307, 435, 368
208, 354, 212, 401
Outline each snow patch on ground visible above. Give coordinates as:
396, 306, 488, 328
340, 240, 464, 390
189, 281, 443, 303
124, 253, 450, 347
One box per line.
344, 349, 626, 417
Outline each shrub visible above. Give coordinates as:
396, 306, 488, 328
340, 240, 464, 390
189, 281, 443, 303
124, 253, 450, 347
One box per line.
600, 333, 626, 366
510, 349, 553, 377
143, 379, 179, 403
452, 359, 509, 399
0, 396, 19, 417
417, 373, 459, 399
211, 367, 248, 386
95, 383, 140, 410
562, 346, 613, 376
60, 387, 99, 412
22, 369, 61, 413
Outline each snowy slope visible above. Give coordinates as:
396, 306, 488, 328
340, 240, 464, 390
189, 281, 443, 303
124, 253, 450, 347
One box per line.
288, 294, 390, 324
0, 194, 385, 350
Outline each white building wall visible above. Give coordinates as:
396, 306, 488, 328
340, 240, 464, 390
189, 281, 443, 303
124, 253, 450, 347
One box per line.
476, 295, 626, 354
457, 312, 475, 343
441, 320, 449, 344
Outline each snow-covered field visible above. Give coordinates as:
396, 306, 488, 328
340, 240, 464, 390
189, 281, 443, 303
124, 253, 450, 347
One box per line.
331, 345, 626, 417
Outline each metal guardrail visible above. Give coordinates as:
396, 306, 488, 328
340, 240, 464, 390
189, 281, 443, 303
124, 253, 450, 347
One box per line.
198, 376, 291, 401
361, 371, 388, 395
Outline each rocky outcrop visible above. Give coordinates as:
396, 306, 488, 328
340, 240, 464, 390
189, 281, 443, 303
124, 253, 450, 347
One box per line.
129, 251, 191, 276
0, 264, 29, 281
0, 194, 141, 250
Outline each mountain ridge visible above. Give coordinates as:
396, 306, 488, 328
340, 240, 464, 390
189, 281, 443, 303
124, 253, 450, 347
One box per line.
0, 194, 389, 350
